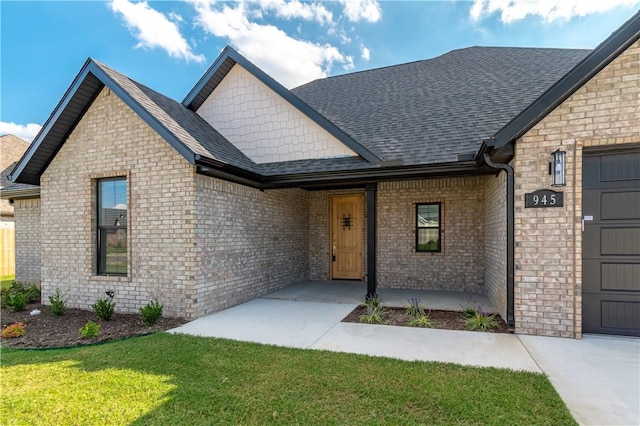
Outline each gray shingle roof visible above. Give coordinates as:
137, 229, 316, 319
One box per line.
291, 47, 590, 166
95, 61, 261, 174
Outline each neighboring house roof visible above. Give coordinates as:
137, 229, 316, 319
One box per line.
1, 134, 29, 188
7, 10, 639, 189
0, 134, 36, 206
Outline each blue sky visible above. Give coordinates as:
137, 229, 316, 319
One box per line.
1, 1, 639, 142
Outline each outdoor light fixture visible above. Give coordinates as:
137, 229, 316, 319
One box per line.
550, 149, 566, 187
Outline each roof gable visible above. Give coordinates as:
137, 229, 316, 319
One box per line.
10, 59, 258, 185
196, 63, 359, 164
182, 46, 381, 164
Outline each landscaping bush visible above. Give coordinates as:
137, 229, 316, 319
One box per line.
79, 321, 100, 338
1, 282, 40, 310
48, 288, 66, 317
140, 300, 163, 326
360, 296, 387, 324
464, 310, 499, 331
405, 297, 425, 317
1, 322, 25, 338
407, 314, 434, 328
92, 292, 115, 321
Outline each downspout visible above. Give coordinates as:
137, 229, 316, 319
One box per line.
483, 153, 515, 328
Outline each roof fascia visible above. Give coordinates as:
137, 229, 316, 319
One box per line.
182, 46, 383, 164
0, 187, 41, 200
492, 11, 640, 149
9, 58, 96, 184
10, 60, 199, 184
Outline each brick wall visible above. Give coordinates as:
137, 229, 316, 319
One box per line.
484, 173, 507, 319
194, 175, 309, 316
40, 87, 198, 318
514, 40, 640, 337
196, 65, 356, 163
13, 198, 41, 284
377, 178, 485, 293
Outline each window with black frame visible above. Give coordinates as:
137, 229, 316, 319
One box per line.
416, 203, 441, 252
97, 178, 127, 275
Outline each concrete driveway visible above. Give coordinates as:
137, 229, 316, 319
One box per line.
170, 298, 639, 425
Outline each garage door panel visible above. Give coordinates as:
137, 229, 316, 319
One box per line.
584, 261, 640, 293
601, 263, 640, 291
583, 296, 640, 336
601, 228, 640, 255
601, 191, 640, 220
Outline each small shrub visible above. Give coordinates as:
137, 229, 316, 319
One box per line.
48, 288, 66, 316
1, 282, 40, 310
405, 297, 425, 318
79, 321, 100, 338
464, 311, 499, 331
359, 304, 387, 324
364, 294, 381, 309
5, 292, 28, 312
462, 307, 477, 319
407, 314, 434, 328
92, 292, 115, 321
140, 300, 163, 326
1, 322, 25, 338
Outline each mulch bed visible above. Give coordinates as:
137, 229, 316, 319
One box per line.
1, 303, 187, 349
342, 306, 510, 333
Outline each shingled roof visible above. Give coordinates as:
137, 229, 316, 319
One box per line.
291, 47, 589, 166
9, 10, 638, 189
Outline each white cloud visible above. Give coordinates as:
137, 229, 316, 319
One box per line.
191, 0, 352, 88
0, 122, 41, 143
110, 0, 205, 62
470, 0, 640, 23
361, 45, 370, 61
340, 0, 382, 23
253, 0, 333, 25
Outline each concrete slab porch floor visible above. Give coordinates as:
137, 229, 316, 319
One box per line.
170, 281, 640, 425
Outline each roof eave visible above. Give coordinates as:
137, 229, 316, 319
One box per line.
0, 187, 41, 200
492, 10, 640, 149
10, 59, 199, 185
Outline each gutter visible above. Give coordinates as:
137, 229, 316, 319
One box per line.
483, 152, 515, 328
0, 187, 41, 201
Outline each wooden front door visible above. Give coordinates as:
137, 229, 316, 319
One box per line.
331, 195, 364, 279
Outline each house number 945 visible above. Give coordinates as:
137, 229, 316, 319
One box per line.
524, 189, 564, 208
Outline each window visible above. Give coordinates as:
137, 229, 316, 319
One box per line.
97, 178, 127, 275
416, 203, 441, 252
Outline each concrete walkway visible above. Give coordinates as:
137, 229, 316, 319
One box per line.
169, 297, 640, 425
519, 334, 640, 426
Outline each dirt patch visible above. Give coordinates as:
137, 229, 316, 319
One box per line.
342, 306, 510, 333
1, 303, 187, 349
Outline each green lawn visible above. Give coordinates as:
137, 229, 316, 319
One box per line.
1, 333, 575, 425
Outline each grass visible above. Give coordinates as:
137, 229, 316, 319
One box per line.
0, 275, 14, 291
1, 333, 576, 425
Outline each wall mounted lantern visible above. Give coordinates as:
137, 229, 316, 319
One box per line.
550, 149, 566, 187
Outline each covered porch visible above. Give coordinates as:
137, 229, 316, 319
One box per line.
264, 280, 498, 314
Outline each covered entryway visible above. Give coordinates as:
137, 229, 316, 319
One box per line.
583, 148, 640, 336
330, 195, 364, 279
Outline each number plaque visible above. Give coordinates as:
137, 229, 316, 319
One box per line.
524, 189, 563, 208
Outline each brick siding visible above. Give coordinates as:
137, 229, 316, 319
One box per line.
484, 173, 507, 320
39, 87, 198, 318
514, 40, 640, 337
13, 198, 41, 284
194, 175, 309, 316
